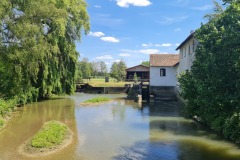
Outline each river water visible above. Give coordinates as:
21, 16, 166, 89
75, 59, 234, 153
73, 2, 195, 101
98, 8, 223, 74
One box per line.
0, 93, 240, 160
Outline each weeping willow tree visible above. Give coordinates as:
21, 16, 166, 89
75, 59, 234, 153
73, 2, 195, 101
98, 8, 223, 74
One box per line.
0, 0, 89, 104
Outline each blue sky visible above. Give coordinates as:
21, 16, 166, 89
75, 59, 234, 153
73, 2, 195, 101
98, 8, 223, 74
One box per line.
76, 0, 220, 70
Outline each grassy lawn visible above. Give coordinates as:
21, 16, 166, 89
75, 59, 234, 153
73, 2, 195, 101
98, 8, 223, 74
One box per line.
30, 121, 68, 148
82, 78, 133, 87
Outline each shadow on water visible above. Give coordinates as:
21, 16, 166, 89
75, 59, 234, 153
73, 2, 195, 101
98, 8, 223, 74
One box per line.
113, 101, 240, 160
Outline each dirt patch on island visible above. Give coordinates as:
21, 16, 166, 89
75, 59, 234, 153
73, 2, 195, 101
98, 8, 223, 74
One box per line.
18, 128, 73, 157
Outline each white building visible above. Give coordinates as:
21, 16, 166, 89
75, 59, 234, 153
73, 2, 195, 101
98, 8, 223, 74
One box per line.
149, 54, 179, 98
150, 54, 179, 87
176, 32, 198, 74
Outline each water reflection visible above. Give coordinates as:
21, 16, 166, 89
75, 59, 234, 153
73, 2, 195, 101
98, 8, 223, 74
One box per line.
0, 98, 78, 160
115, 101, 240, 160
0, 94, 240, 160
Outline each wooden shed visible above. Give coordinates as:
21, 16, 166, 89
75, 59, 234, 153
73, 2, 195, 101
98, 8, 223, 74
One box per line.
126, 65, 149, 81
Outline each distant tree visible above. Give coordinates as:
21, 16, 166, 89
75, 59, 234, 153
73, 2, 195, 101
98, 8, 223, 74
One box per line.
99, 61, 108, 76
90, 62, 99, 77
110, 60, 127, 82
118, 60, 127, 81
79, 58, 91, 79
91, 61, 107, 77
141, 61, 150, 67
110, 62, 119, 81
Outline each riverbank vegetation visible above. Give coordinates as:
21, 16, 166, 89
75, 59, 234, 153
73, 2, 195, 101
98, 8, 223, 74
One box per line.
0, 99, 17, 129
0, 0, 90, 105
179, 0, 240, 143
81, 97, 111, 105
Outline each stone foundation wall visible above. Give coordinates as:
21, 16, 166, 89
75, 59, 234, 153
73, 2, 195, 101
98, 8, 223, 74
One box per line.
149, 86, 177, 101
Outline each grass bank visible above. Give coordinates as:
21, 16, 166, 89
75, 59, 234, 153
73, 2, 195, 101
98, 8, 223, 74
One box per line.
80, 97, 111, 106
20, 121, 72, 156
0, 98, 17, 129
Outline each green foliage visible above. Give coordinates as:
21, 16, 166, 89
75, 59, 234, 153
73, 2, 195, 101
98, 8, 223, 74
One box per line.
0, 119, 4, 128
178, 1, 240, 142
84, 97, 111, 103
0, 0, 90, 103
110, 60, 127, 82
78, 58, 92, 79
31, 121, 67, 148
0, 98, 16, 117
141, 61, 149, 67
91, 61, 108, 77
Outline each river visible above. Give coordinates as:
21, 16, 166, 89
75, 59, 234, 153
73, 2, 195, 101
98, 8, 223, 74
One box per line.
0, 93, 240, 160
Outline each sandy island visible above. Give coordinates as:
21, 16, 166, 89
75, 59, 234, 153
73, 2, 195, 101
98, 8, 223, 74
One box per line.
18, 127, 73, 157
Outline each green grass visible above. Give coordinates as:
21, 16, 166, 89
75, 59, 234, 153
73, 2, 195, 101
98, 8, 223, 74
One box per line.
84, 97, 111, 103
30, 121, 67, 148
82, 78, 133, 87
0, 119, 4, 128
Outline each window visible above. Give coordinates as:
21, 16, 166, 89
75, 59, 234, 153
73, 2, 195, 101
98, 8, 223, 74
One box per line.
160, 68, 166, 77
184, 47, 186, 57
188, 44, 191, 55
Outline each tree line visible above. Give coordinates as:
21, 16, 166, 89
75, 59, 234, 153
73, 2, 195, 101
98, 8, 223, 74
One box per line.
179, 0, 240, 143
75, 58, 127, 83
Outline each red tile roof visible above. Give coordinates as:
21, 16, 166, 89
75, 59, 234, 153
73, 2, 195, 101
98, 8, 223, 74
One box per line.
150, 54, 179, 67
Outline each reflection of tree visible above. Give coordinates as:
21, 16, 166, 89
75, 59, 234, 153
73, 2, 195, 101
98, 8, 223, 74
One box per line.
111, 100, 132, 121
0, 98, 78, 159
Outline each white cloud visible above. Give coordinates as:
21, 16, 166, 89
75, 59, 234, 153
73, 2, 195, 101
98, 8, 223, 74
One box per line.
116, 0, 151, 8
120, 49, 172, 55
95, 55, 113, 60
174, 28, 181, 32
158, 16, 188, 25
94, 5, 101, 8
139, 49, 159, 54
112, 59, 121, 63
142, 43, 153, 47
192, 5, 213, 11
176, 43, 180, 46
118, 53, 131, 57
155, 43, 172, 47
88, 31, 105, 37
100, 36, 120, 43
